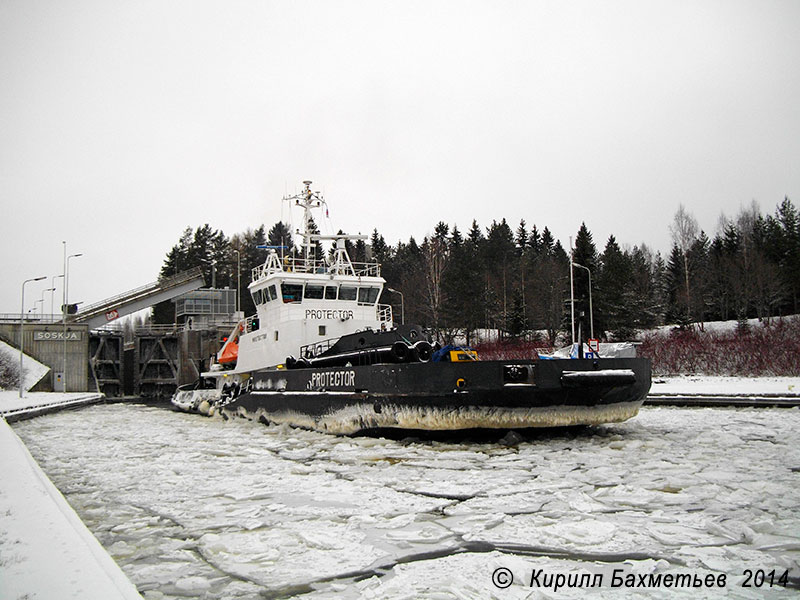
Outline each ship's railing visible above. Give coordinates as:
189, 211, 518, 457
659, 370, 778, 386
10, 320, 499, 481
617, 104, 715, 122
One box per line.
252, 257, 381, 281
300, 336, 340, 359
377, 304, 393, 324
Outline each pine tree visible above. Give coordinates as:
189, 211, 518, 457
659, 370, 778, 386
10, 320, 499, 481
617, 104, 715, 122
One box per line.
540, 227, 555, 256
596, 235, 632, 337
187, 225, 218, 286
442, 225, 484, 344
776, 196, 800, 312
529, 224, 542, 256
529, 241, 569, 345
353, 239, 368, 264
467, 220, 484, 246
210, 229, 231, 289
485, 219, 516, 335
159, 227, 193, 279
421, 231, 450, 335
370, 229, 389, 264
239, 226, 268, 316
508, 288, 529, 338
571, 223, 598, 337
515, 219, 528, 257
629, 244, 663, 329
688, 232, 710, 325
267, 222, 294, 254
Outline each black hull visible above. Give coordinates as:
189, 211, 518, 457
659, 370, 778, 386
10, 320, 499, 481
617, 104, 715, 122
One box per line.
221, 358, 651, 434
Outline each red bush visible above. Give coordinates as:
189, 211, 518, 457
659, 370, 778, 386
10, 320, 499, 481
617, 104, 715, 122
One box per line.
639, 318, 800, 376
473, 339, 554, 361
471, 318, 800, 377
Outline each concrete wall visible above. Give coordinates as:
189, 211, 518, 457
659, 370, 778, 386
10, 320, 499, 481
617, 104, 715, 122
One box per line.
0, 322, 89, 392
1, 322, 227, 397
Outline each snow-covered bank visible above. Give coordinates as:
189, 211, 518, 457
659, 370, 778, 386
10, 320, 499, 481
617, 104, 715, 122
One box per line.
0, 339, 50, 390
652, 376, 800, 395
0, 416, 143, 600
0, 390, 104, 421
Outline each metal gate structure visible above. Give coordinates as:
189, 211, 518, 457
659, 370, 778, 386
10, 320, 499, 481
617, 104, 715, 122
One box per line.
88, 332, 124, 397
134, 331, 179, 398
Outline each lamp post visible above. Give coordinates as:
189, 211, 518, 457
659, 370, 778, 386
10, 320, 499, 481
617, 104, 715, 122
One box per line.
569, 239, 576, 345
571, 262, 594, 340
40, 288, 54, 320
386, 287, 404, 325
50, 274, 63, 318
233, 249, 241, 315
20, 276, 46, 397
62, 249, 83, 393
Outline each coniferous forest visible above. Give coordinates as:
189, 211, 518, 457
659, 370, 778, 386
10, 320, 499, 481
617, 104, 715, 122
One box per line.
153, 197, 800, 352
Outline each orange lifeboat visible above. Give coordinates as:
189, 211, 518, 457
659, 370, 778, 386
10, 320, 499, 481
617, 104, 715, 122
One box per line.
217, 322, 244, 365
218, 340, 239, 365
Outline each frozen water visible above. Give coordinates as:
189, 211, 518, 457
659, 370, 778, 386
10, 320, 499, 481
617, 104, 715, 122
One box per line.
12, 404, 800, 599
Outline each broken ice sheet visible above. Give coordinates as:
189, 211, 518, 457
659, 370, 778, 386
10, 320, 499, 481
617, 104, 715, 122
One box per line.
12, 403, 800, 599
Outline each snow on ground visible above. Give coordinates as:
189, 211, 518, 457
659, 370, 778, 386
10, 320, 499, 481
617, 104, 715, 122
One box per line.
11, 398, 800, 599
652, 376, 800, 395
0, 390, 103, 416
0, 339, 50, 391
653, 314, 800, 336
0, 416, 143, 600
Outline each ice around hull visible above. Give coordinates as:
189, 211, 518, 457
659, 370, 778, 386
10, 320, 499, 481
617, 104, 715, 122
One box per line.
216, 358, 651, 434
227, 400, 643, 435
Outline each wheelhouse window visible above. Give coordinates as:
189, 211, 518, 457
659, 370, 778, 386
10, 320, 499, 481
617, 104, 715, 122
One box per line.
358, 287, 379, 305
339, 286, 357, 301
268, 285, 278, 301
304, 284, 324, 300
281, 283, 303, 303
324, 285, 338, 300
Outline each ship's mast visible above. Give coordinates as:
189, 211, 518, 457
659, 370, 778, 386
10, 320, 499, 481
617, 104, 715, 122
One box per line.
282, 180, 368, 275
285, 180, 323, 260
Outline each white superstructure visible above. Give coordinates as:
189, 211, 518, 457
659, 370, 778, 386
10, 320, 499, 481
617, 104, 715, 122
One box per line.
228, 181, 391, 372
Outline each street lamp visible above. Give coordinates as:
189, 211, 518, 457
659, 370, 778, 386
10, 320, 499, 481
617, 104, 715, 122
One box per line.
386, 287, 404, 325
571, 262, 594, 340
233, 249, 241, 315
40, 288, 55, 320
50, 274, 63, 318
20, 276, 46, 397
65, 253, 83, 311
62, 248, 83, 393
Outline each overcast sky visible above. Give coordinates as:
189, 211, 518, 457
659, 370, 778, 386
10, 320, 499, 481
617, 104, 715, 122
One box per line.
2, 0, 799, 314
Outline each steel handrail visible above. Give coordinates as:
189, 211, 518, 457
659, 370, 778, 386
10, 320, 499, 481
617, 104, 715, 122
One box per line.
74, 267, 204, 318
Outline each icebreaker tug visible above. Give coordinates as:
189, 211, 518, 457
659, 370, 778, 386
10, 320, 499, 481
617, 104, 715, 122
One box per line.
172, 181, 651, 434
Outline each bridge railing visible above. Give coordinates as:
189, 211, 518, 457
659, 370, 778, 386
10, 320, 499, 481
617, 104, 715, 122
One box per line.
0, 314, 64, 324
73, 266, 205, 320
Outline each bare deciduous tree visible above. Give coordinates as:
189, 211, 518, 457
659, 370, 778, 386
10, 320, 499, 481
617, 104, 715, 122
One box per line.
421, 235, 450, 337
669, 204, 699, 322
